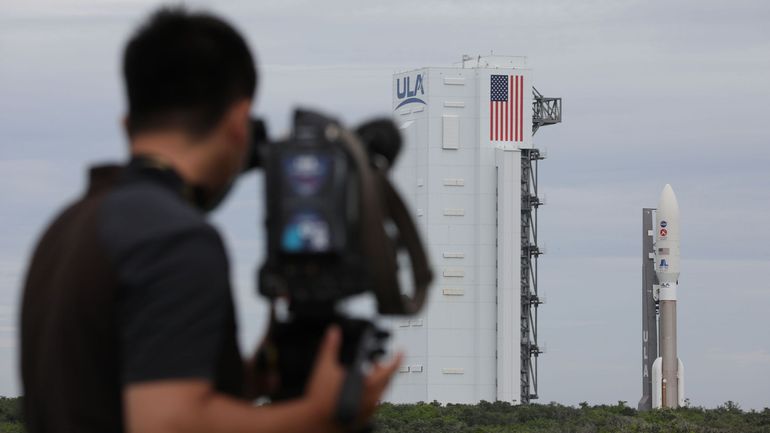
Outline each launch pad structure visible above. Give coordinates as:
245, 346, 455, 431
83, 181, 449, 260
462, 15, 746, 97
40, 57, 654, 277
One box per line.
639, 208, 660, 410
386, 56, 561, 405
521, 87, 561, 402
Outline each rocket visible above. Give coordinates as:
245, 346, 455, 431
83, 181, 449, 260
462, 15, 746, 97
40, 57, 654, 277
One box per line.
651, 184, 685, 408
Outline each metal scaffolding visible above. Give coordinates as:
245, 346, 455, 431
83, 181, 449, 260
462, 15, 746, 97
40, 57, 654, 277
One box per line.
520, 148, 544, 403
520, 88, 562, 404
532, 87, 562, 135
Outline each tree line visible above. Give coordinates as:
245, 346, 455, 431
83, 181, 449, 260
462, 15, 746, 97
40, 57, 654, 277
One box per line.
1, 397, 769, 432
0, 397, 24, 433
374, 400, 770, 433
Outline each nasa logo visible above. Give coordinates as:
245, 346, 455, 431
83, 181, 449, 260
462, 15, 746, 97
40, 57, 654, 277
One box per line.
660, 220, 668, 228
660, 259, 669, 269
660, 228, 668, 237
394, 74, 426, 110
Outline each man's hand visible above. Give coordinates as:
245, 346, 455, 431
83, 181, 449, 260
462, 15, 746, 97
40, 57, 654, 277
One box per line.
304, 326, 403, 429
125, 326, 402, 433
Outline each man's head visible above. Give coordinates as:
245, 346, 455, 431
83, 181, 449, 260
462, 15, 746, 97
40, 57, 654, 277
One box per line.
123, 7, 257, 209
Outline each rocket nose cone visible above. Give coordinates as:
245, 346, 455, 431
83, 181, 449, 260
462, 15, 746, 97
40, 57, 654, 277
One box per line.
659, 184, 679, 211
661, 184, 675, 200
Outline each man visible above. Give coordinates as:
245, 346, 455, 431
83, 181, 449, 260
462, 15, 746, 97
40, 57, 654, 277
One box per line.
20, 8, 399, 433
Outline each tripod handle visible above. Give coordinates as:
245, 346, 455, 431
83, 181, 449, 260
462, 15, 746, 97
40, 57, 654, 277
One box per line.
334, 361, 376, 433
334, 367, 364, 425
334, 325, 383, 431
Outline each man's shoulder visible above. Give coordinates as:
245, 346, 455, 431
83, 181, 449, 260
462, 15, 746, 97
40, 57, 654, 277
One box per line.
98, 180, 218, 256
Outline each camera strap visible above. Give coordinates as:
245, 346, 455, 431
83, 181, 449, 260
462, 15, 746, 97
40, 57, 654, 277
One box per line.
338, 128, 433, 315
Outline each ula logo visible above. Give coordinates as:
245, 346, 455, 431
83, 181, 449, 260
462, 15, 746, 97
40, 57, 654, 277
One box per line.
395, 74, 426, 110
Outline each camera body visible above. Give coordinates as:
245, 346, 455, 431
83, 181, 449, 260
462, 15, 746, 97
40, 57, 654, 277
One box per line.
246, 109, 432, 425
259, 113, 369, 306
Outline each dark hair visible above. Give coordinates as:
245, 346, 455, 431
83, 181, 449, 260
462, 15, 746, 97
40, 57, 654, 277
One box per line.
123, 7, 257, 137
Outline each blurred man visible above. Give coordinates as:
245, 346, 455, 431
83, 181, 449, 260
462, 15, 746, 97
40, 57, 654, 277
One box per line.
20, 8, 399, 433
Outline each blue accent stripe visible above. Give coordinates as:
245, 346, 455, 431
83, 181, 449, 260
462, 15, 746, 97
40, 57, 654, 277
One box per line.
394, 97, 427, 110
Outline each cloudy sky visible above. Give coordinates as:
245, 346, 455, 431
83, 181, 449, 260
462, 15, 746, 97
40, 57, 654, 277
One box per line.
2, 0, 769, 409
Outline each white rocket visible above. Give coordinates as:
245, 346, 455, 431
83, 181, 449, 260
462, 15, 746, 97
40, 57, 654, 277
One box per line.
651, 184, 685, 408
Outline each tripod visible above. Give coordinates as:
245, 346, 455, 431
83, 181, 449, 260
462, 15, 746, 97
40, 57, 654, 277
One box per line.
256, 303, 389, 430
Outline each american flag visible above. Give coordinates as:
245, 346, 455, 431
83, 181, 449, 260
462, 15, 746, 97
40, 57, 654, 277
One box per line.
490, 74, 524, 142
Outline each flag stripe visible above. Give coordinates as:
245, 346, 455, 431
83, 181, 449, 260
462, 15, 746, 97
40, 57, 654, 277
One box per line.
509, 75, 513, 142
504, 92, 508, 141
493, 102, 497, 140
495, 101, 500, 140
514, 75, 518, 141
495, 102, 499, 140
515, 75, 520, 142
513, 75, 518, 141
517, 75, 520, 142
506, 77, 511, 140
513, 75, 519, 141
495, 102, 500, 140
503, 91, 511, 141
517, 75, 521, 142
520, 75, 524, 142
498, 100, 502, 140
494, 102, 498, 141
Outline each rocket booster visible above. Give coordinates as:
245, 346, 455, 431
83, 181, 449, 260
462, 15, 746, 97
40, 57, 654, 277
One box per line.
652, 184, 685, 409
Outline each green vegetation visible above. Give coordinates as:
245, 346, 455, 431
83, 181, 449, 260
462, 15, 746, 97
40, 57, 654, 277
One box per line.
0, 396, 768, 432
0, 397, 24, 433
375, 400, 770, 433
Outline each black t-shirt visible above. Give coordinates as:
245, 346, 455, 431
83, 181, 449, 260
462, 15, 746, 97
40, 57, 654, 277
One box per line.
21, 159, 243, 433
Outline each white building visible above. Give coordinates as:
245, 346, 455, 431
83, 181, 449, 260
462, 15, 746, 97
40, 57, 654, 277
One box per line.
385, 56, 560, 404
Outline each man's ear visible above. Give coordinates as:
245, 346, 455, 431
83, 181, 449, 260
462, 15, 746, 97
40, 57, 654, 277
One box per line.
224, 99, 252, 148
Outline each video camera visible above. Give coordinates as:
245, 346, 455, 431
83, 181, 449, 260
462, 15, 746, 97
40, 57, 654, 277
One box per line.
244, 110, 433, 426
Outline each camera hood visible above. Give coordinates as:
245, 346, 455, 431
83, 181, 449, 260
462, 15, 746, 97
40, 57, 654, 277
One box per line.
254, 109, 433, 315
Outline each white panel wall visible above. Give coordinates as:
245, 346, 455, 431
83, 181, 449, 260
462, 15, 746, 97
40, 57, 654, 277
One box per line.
495, 148, 522, 403
387, 61, 530, 404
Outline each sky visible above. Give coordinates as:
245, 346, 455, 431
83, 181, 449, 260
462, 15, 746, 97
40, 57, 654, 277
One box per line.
1, 0, 769, 410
